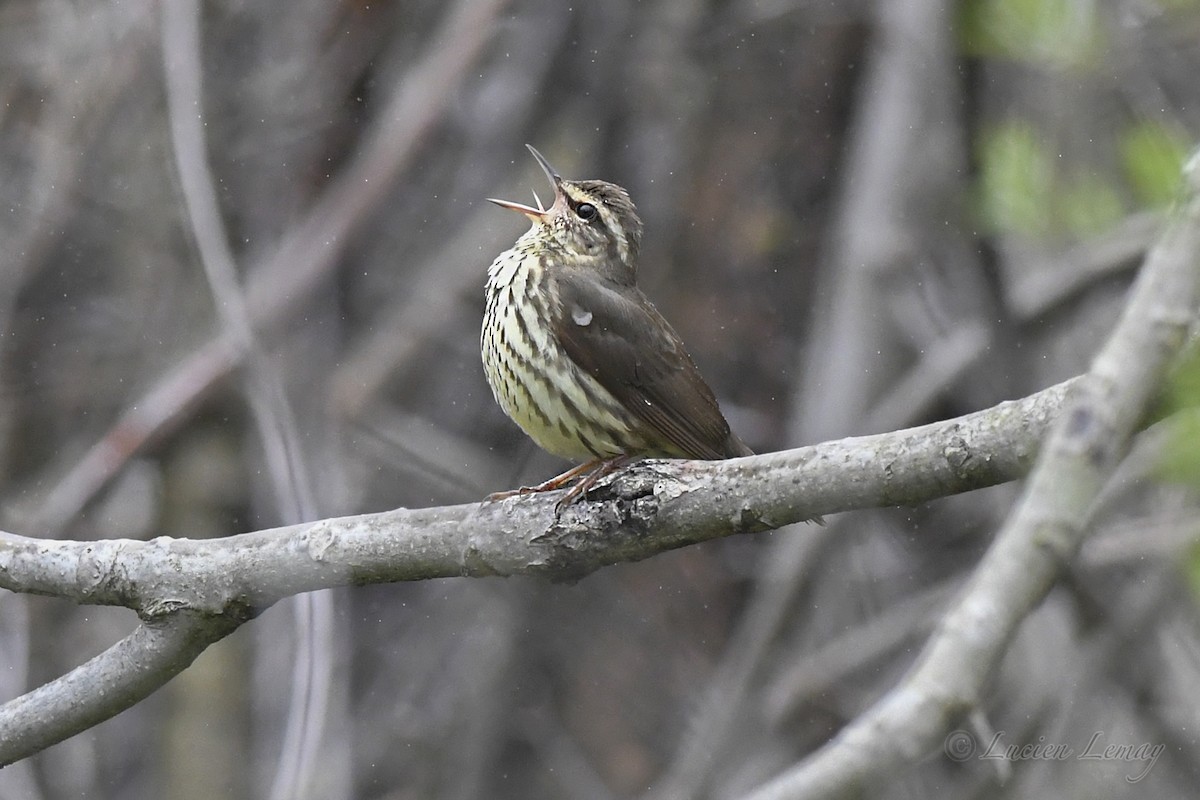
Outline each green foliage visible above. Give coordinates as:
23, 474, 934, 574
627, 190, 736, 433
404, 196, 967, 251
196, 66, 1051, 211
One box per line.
960, 0, 1103, 68
1120, 122, 1189, 208
964, 3, 1192, 239
1059, 175, 1124, 236
1158, 0, 1200, 13
975, 122, 1126, 237
1185, 541, 1200, 605
976, 123, 1053, 236
1158, 346, 1200, 486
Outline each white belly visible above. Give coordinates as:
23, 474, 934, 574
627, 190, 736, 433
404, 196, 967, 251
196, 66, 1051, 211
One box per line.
482, 249, 638, 461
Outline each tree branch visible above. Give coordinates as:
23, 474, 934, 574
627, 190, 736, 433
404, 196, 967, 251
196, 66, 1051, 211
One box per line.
0, 611, 247, 766
1, 379, 1068, 611
0, 377, 1071, 764
737, 149, 1200, 800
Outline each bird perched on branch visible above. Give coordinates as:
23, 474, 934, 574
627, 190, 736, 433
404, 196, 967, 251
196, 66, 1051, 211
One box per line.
482, 145, 753, 508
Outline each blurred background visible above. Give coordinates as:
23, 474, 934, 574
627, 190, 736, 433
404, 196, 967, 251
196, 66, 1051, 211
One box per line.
2, 0, 1200, 798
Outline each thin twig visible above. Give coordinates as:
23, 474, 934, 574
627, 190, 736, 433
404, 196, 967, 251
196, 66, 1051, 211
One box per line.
160, 2, 329, 797
26, 0, 511, 534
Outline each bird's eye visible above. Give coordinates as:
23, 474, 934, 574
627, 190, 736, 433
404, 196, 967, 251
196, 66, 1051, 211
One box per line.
575, 203, 598, 221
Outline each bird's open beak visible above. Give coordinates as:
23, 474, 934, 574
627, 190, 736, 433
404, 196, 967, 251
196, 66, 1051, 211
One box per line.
487, 144, 562, 223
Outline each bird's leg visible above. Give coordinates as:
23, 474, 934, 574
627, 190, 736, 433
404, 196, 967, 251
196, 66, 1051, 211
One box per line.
553, 454, 631, 512
485, 455, 633, 510
485, 458, 604, 502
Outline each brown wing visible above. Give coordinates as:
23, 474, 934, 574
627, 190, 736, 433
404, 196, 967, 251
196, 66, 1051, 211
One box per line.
553, 272, 752, 459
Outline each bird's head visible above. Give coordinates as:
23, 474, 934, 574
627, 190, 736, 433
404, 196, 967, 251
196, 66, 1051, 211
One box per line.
489, 145, 643, 283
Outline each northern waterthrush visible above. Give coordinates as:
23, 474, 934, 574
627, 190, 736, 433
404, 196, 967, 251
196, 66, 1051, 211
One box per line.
482, 145, 752, 506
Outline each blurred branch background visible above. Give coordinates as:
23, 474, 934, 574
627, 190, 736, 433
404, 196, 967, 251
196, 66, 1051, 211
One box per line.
1, 0, 1199, 798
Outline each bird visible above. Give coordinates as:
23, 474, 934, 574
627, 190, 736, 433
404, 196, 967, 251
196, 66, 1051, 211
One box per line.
481, 145, 754, 508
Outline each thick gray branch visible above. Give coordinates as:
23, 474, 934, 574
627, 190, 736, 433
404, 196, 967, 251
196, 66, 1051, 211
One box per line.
738, 150, 1200, 800
0, 611, 246, 765
1, 380, 1067, 617
0, 378, 1067, 765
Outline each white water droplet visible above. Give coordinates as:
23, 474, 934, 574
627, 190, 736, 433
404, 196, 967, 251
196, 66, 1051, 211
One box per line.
572, 305, 593, 327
